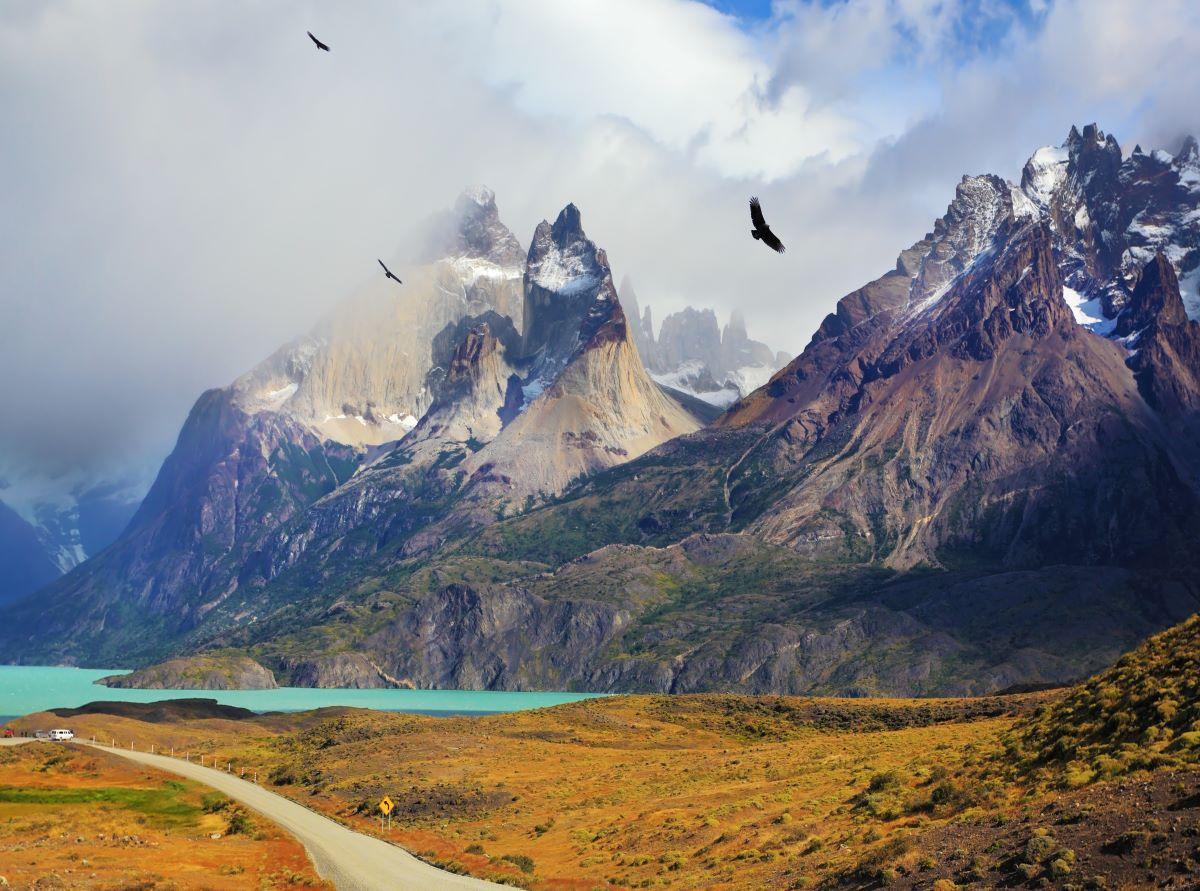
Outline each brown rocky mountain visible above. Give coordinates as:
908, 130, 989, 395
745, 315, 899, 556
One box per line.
268, 125, 1199, 695
1, 188, 528, 662
723, 223, 1199, 569
7, 126, 1200, 698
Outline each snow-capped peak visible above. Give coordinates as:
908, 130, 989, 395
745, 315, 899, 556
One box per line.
527, 205, 606, 298
1020, 144, 1070, 208
460, 185, 496, 207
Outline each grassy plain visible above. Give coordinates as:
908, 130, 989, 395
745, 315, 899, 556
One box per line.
12, 617, 1200, 888
0, 740, 329, 889
13, 696, 1044, 889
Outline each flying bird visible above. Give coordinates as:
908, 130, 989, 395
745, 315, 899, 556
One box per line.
378, 259, 402, 285
749, 197, 785, 254
307, 31, 330, 52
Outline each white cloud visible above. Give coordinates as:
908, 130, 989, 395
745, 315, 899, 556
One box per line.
427, 0, 868, 179
0, 0, 1198, 494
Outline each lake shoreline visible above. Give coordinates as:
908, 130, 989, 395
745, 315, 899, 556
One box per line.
0, 665, 603, 720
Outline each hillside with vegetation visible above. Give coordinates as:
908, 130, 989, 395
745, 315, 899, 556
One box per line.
1008, 613, 1200, 787
15, 611, 1200, 888
0, 740, 328, 889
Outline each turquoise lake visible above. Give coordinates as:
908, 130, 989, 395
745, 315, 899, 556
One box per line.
0, 666, 602, 721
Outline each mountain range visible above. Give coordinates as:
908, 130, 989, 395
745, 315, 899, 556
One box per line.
5, 124, 1200, 698
620, 279, 789, 408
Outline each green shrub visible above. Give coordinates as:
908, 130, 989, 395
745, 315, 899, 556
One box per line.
1015, 862, 1039, 880
225, 807, 253, 835
1024, 831, 1054, 862
201, 792, 231, 813
501, 853, 535, 874
1049, 857, 1071, 878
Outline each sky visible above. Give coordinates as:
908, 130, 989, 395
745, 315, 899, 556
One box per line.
2, 0, 1200, 505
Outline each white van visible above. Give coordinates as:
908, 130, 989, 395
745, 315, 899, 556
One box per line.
48, 728, 74, 741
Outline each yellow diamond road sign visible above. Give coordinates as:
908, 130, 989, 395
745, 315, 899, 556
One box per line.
379, 795, 394, 815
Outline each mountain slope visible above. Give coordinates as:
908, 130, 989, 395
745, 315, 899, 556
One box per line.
0, 188, 527, 664
289, 125, 1200, 695
722, 224, 1198, 570
10, 126, 1200, 697
0, 499, 61, 606
210, 204, 699, 651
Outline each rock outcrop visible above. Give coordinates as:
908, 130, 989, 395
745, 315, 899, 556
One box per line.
98, 654, 277, 690
1, 188, 527, 664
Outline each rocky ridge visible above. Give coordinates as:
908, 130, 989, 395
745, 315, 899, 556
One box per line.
9, 126, 1200, 698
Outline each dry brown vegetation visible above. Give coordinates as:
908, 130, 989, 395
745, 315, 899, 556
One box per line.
11, 616, 1200, 889
0, 740, 329, 889
14, 694, 1048, 889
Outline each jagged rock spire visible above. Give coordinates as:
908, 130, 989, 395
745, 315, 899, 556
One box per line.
521, 203, 622, 368
1116, 252, 1188, 337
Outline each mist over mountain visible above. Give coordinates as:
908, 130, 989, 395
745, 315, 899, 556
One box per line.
621, 278, 790, 408
0, 476, 142, 601
0, 190, 702, 670
7, 125, 1200, 700
6, 0, 1199, 513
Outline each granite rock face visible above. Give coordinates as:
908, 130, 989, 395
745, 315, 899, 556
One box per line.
2, 188, 526, 664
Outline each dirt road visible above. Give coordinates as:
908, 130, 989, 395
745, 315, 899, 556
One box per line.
3, 737, 500, 890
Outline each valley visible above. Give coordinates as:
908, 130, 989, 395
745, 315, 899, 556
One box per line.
10, 612, 1200, 888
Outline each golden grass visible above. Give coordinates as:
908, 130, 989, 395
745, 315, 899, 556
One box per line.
14, 694, 1047, 888
0, 741, 330, 889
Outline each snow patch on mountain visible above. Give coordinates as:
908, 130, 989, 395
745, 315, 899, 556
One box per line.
529, 251, 602, 296
726, 363, 776, 397
1022, 145, 1069, 208
1179, 268, 1200, 320
387, 413, 419, 431
1063, 286, 1117, 336
649, 360, 779, 409
650, 362, 740, 407
450, 255, 523, 286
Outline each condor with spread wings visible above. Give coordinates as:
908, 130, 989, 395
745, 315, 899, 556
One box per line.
749, 197, 785, 253
378, 259, 402, 285
307, 31, 330, 52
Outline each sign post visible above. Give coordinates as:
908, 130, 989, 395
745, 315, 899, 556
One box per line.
379, 795, 394, 832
